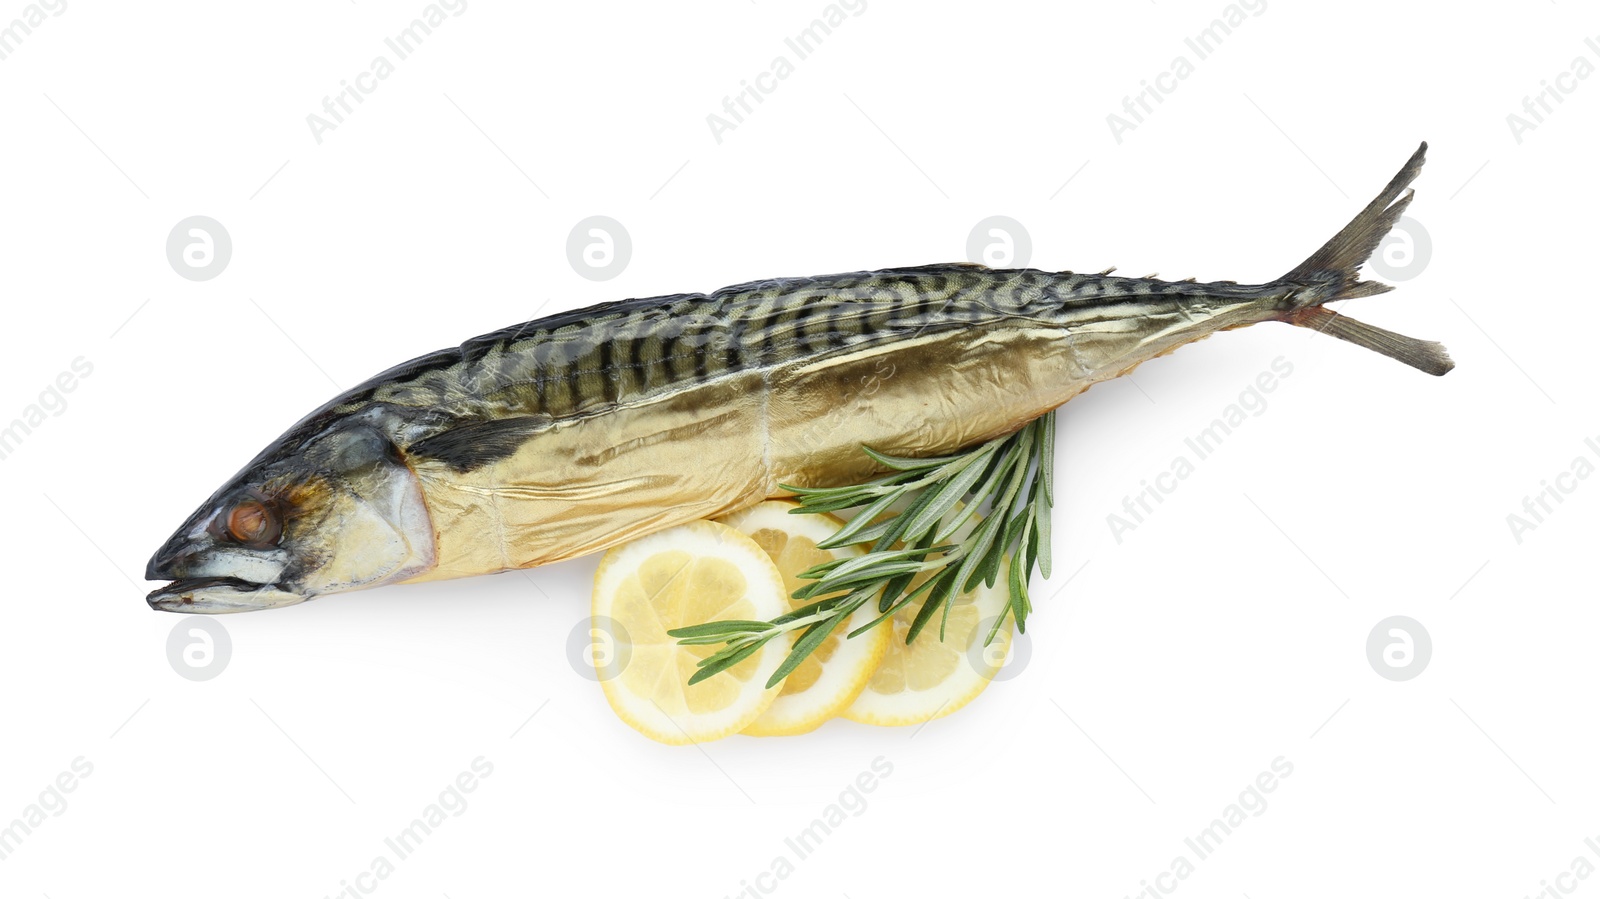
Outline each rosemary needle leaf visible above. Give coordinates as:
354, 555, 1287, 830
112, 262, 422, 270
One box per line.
1039, 419, 1056, 506
818, 489, 905, 548
871, 485, 939, 551
900, 447, 996, 541
1007, 551, 1027, 629
830, 516, 898, 551
954, 512, 1004, 595
861, 445, 966, 471
905, 568, 960, 645
666, 620, 774, 639
789, 494, 878, 516
799, 543, 952, 582
696, 636, 767, 676
792, 564, 925, 599
1033, 492, 1053, 579
874, 571, 915, 615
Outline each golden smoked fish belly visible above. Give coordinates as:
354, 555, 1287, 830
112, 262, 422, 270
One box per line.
145, 144, 1451, 613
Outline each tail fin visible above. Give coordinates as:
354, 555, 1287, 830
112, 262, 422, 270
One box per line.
1280, 141, 1454, 376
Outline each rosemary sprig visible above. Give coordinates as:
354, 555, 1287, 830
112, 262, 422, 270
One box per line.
668, 412, 1056, 688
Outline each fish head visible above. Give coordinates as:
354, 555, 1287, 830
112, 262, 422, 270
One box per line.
146, 422, 436, 613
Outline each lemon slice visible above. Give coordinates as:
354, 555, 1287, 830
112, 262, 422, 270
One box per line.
716, 501, 892, 737
841, 512, 1016, 727
591, 519, 788, 745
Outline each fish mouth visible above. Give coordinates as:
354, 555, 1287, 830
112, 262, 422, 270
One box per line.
146, 577, 309, 614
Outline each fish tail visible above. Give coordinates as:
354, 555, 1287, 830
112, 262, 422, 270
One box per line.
1278, 141, 1454, 376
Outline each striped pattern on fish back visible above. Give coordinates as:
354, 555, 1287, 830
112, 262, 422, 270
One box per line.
356, 264, 1271, 425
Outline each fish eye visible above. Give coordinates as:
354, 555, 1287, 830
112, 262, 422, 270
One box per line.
225, 498, 281, 547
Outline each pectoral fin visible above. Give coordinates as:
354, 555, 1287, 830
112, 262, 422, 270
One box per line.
406, 415, 554, 472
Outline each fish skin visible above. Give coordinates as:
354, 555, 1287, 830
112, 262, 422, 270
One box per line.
340, 266, 1276, 438
380, 269, 1289, 581
146, 143, 1449, 612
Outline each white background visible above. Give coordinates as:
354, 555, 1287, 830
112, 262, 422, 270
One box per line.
2, 1, 1595, 897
